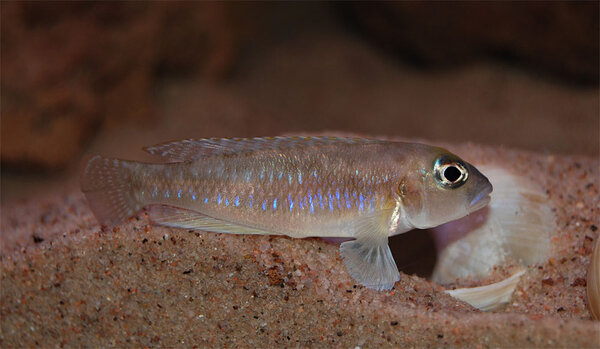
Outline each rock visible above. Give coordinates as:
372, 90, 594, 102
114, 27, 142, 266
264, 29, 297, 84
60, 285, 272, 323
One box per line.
1, 2, 255, 170
343, 2, 599, 84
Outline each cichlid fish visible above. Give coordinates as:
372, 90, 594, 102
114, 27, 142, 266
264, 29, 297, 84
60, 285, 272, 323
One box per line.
81, 136, 492, 290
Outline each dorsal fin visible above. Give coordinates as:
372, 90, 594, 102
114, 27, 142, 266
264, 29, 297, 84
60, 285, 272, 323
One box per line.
144, 136, 382, 161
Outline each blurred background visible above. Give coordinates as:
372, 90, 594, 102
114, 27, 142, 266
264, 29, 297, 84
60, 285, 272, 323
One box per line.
2, 1, 599, 201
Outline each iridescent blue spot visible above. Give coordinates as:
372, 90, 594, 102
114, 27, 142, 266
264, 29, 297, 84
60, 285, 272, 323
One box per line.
298, 172, 303, 184
249, 194, 254, 208
359, 194, 364, 211
313, 169, 317, 178
225, 198, 229, 206
217, 193, 222, 204
288, 174, 293, 185
152, 188, 158, 198
262, 200, 267, 211
299, 196, 304, 209
192, 193, 197, 201
273, 198, 277, 210
260, 171, 265, 180
288, 195, 294, 211
328, 198, 334, 212
318, 191, 324, 209
177, 189, 182, 199
204, 197, 209, 204
165, 189, 170, 198
235, 196, 240, 207
345, 191, 351, 209
310, 200, 314, 214
269, 172, 273, 183
279, 172, 283, 180
335, 189, 340, 201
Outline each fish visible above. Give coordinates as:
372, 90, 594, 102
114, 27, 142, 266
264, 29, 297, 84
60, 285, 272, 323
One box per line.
80, 136, 493, 290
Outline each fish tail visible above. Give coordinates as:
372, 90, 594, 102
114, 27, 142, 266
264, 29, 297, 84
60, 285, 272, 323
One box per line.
80, 155, 140, 225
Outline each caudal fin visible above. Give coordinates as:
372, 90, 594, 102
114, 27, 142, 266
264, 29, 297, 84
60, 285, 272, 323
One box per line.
80, 155, 140, 225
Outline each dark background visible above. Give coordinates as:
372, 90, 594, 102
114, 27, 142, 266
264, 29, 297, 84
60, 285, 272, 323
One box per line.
2, 1, 599, 200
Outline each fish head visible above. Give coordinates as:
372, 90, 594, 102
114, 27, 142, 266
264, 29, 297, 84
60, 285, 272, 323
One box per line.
398, 147, 493, 229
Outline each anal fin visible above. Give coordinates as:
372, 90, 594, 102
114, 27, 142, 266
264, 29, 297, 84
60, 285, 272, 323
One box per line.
147, 205, 271, 235
339, 211, 400, 290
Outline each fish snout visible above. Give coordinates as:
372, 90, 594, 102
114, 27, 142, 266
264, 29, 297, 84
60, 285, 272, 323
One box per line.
469, 184, 493, 211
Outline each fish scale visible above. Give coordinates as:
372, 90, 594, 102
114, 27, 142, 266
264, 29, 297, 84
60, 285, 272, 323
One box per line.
81, 136, 492, 290
144, 154, 384, 227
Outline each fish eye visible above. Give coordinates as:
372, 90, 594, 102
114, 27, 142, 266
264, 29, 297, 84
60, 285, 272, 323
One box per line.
434, 156, 468, 189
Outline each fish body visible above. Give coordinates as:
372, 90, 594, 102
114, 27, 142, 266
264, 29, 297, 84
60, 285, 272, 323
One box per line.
81, 137, 492, 290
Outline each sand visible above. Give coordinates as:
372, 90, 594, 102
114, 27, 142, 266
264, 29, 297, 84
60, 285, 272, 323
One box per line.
1, 141, 598, 347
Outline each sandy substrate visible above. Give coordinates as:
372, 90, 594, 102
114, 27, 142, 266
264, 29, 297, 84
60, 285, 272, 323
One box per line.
1, 139, 598, 347
1, 6, 598, 346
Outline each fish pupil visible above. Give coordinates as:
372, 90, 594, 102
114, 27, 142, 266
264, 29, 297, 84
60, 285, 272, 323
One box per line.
444, 166, 461, 182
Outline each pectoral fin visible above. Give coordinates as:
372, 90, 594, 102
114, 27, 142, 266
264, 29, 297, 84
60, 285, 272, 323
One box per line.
339, 212, 400, 291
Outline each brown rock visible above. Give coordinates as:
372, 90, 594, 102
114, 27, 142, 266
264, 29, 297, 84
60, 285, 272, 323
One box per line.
344, 2, 599, 84
571, 277, 587, 287
1, 2, 255, 170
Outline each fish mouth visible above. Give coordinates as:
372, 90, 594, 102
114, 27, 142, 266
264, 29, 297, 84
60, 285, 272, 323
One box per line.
469, 186, 492, 211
